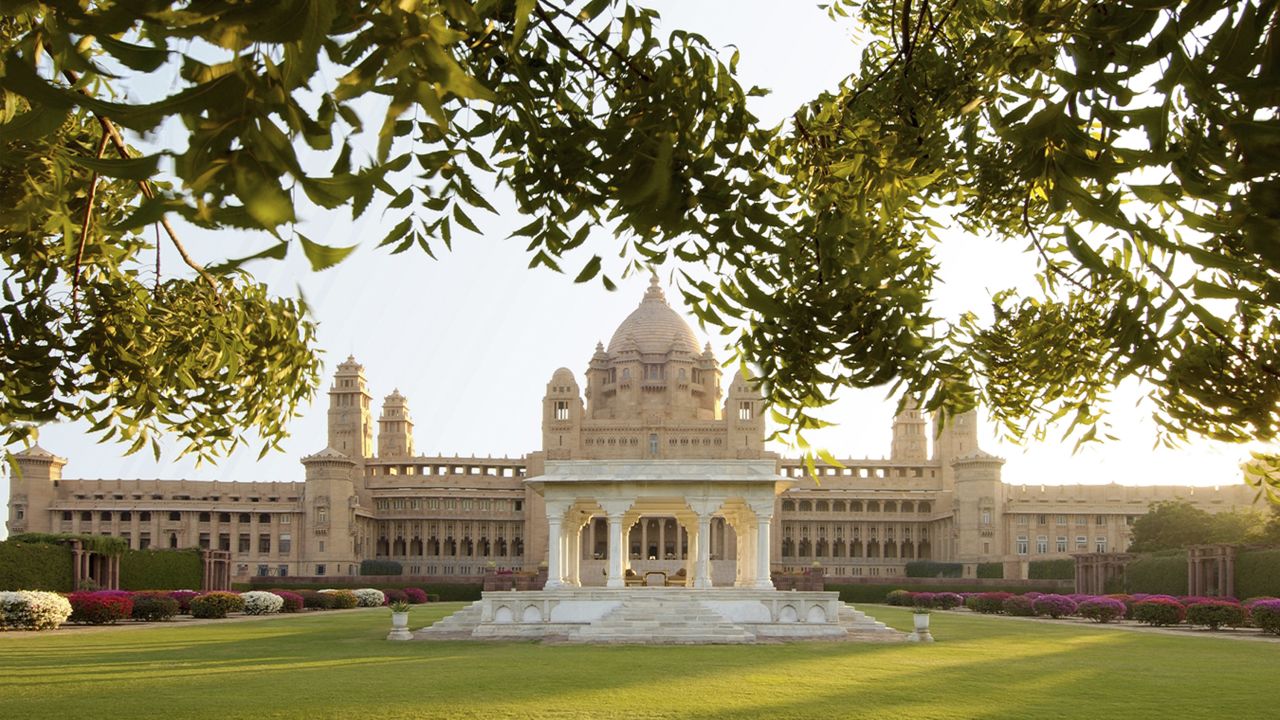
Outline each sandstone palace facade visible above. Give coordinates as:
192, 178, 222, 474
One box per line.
6, 280, 1258, 584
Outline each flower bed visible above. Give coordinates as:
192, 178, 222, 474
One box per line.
403, 587, 429, 604
169, 590, 200, 614
241, 591, 284, 615
297, 590, 334, 610
0, 590, 73, 630
967, 592, 1012, 614
1002, 595, 1036, 617
190, 591, 245, 619
68, 591, 134, 625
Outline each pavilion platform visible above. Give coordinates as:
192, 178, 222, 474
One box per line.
411, 587, 905, 644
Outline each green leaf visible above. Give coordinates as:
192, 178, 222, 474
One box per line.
297, 233, 358, 271
573, 255, 603, 283
74, 153, 163, 180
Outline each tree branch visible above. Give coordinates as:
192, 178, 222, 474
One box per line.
71, 131, 110, 312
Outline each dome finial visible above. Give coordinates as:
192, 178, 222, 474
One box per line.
643, 273, 666, 304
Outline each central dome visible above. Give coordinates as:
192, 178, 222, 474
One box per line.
606, 277, 701, 356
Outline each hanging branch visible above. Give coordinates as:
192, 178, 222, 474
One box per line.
71, 131, 110, 311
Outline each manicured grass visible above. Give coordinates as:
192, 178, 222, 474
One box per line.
1, 604, 1276, 719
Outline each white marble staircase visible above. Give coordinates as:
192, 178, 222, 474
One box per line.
565, 594, 756, 644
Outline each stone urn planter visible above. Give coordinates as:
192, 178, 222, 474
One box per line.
387, 602, 413, 641
907, 610, 934, 643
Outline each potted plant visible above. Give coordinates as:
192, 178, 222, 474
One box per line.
908, 606, 934, 643
387, 600, 413, 641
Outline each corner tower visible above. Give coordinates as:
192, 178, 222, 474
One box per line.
377, 389, 415, 457
891, 398, 929, 463
6, 445, 65, 534
328, 356, 373, 458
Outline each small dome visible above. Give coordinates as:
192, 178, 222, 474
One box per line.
606, 276, 700, 356
550, 367, 577, 383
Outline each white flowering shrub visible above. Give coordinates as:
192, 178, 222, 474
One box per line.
240, 591, 284, 615
353, 588, 385, 607
0, 590, 73, 630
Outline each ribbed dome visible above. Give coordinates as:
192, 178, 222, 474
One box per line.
606, 277, 701, 356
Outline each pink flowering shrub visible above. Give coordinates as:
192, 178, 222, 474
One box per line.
1133, 598, 1186, 626
271, 591, 304, 613
932, 592, 964, 610
1078, 598, 1126, 623
1003, 595, 1036, 616
967, 592, 1012, 614
1185, 600, 1246, 630
382, 589, 408, 605
1249, 600, 1280, 635
403, 588, 429, 604
169, 590, 200, 613
68, 591, 133, 624
1032, 594, 1078, 619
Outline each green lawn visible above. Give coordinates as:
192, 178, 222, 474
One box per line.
1, 604, 1275, 719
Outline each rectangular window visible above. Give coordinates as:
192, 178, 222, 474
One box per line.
198, 533, 210, 550
120, 511, 132, 522
1016, 515, 1028, 525
1036, 536, 1048, 554
257, 565, 269, 577
278, 565, 288, 577
1056, 514, 1067, 525
101, 511, 112, 521
980, 510, 992, 525
1076, 516, 1087, 526
139, 533, 151, 550
168, 511, 181, 521
279, 534, 292, 555
1096, 515, 1107, 526
139, 511, 151, 522
649, 433, 658, 456
280, 514, 291, 525
219, 533, 230, 551
219, 512, 231, 523
553, 400, 569, 421
738, 401, 754, 421
259, 534, 271, 554
1076, 535, 1087, 550
238, 533, 251, 553
1057, 536, 1068, 553
62, 510, 73, 521
1016, 536, 1028, 555
1037, 514, 1047, 525
316, 564, 326, 576
1095, 537, 1108, 553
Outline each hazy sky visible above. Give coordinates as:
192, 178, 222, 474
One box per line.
2, 2, 1261, 538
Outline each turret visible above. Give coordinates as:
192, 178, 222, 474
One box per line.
327, 356, 373, 458
542, 368, 583, 459
377, 389, 415, 458
6, 445, 64, 534
951, 450, 1007, 564
891, 398, 929, 463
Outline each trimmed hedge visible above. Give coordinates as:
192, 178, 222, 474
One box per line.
1028, 559, 1075, 580
904, 561, 962, 579
1235, 549, 1280, 600
120, 549, 203, 591
1186, 601, 1246, 630
360, 560, 403, 576
829, 582, 1067, 605
69, 591, 133, 624
1126, 551, 1187, 595
8, 533, 127, 556
130, 593, 180, 621
0, 540, 74, 592
1133, 598, 1186, 626
977, 563, 1004, 579
244, 581, 481, 602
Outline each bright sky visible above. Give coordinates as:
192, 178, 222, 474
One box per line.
2, 2, 1260, 539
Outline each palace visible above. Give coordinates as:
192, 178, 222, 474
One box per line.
5, 279, 1258, 585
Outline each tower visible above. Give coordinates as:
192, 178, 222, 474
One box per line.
724, 369, 765, 456
6, 445, 64, 535
301, 447, 358, 576
542, 368, 583, 459
327, 356, 373, 458
890, 398, 929, 463
951, 450, 1007, 564
933, 408, 980, 489
377, 389, 415, 458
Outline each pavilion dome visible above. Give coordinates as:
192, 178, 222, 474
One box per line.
606, 277, 701, 356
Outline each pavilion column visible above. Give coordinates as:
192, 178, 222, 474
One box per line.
606, 512, 625, 588
543, 503, 567, 590
751, 502, 775, 589
641, 521, 649, 560
567, 519, 583, 587
694, 512, 713, 588
659, 520, 667, 560
739, 522, 756, 587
